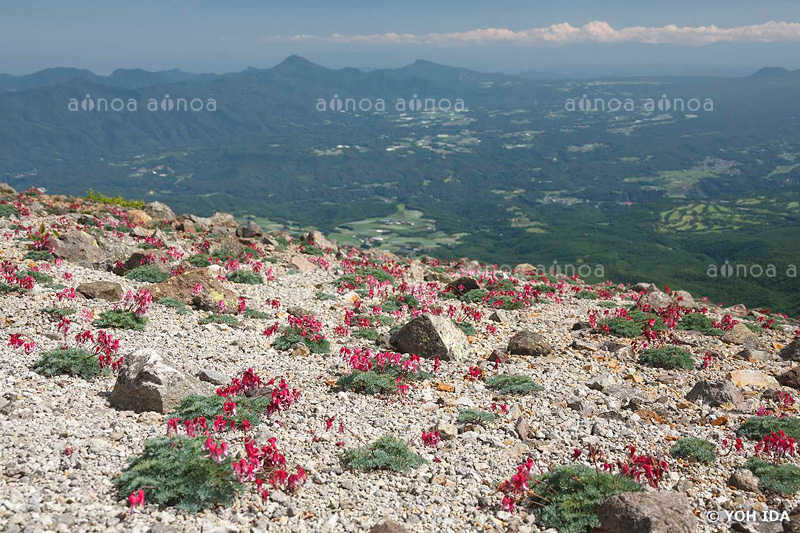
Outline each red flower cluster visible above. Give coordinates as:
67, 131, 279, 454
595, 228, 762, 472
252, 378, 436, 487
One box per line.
117, 288, 153, 317
497, 458, 534, 513
755, 431, 796, 462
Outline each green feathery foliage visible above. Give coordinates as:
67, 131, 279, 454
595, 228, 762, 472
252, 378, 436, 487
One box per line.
460, 288, 488, 303
745, 458, 800, 495
93, 310, 147, 331
677, 313, 724, 336
379, 295, 420, 312
23, 269, 53, 284
187, 254, 211, 267
40, 306, 76, 319
343, 435, 426, 473
242, 308, 270, 320
273, 327, 330, 353
737, 416, 800, 440
302, 244, 324, 256
455, 321, 476, 336
116, 436, 241, 512
352, 328, 380, 342
199, 314, 241, 328
600, 309, 666, 338
600, 317, 643, 337
316, 291, 337, 301
489, 295, 525, 310
532, 465, 643, 533
670, 437, 716, 463
0, 203, 17, 217
24, 250, 54, 261
125, 265, 170, 283
334, 267, 394, 289
226, 270, 263, 285
171, 394, 271, 427
575, 291, 599, 300
486, 374, 544, 394
157, 297, 188, 315
210, 249, 234, 261
33, 348, 101, 380
457, 409, 496, 425
336, 371, 397, 395
638, 345, 694, 370
0, 281, 20, 294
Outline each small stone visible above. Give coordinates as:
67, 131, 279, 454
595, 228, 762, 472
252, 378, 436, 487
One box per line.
723, 323, 759, 347
369, 519, 407, 533
728, 468, 760, 492
197, 368, 231, 386
586, 373, 615, 391
488, 310, 508, 323
435, 420, 458, 440
728, 370, 780, 390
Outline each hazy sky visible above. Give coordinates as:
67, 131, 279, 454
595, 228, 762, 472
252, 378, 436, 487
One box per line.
3, 0, 800, 75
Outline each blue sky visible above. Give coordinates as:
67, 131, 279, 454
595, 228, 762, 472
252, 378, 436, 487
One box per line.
2, 0, 800, 75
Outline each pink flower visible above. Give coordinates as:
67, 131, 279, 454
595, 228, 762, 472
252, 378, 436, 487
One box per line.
422, 431, 441, 447
191, 283, 203, 297
128, 489, 145, 513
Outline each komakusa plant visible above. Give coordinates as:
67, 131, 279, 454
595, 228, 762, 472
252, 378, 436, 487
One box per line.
94, 288, 152, 330
343, 435, 426, 473
270, 314, 330, 353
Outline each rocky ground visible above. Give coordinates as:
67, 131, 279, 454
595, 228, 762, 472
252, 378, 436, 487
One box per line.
1, 185, 799, 533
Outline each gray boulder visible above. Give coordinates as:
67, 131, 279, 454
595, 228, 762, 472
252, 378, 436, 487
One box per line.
303, 230, 337, 251
779, 339, 800, 362
390, 314, 469, 361
685, 379, 744, 407
236, 221, 263, 239
507, 330, 553, 357
109, 349, 207, 413
596, 491, 696, 533
447, 277, 480, 296
723, 323, 759, 348
51, 231, 106, 268
636, 284, 673, 311
76, 281, 123, 302
143, 201, 175, 222
777, 366, 800, 390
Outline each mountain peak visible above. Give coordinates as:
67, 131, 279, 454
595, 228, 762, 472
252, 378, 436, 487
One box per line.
272, 55, 326, 73
748, 66, 797, 79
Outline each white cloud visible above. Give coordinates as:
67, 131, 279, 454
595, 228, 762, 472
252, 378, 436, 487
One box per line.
283, 21, 800, 46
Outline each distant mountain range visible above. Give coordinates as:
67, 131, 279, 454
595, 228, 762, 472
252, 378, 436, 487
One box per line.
2, 59, 793, 92
0, 67, 211, 92
2, 56, 800, 314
